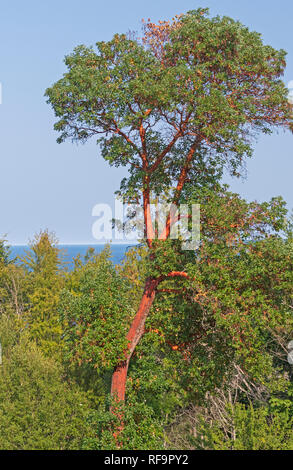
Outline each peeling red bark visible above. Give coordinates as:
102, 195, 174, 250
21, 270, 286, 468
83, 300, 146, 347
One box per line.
110, 277, 159, 401
110, 270, 191, 404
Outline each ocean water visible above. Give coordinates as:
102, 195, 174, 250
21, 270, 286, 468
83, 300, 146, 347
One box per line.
10, 244, 135, 270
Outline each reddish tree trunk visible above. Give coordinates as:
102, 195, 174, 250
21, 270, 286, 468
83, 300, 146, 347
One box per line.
110, 277, 159, 401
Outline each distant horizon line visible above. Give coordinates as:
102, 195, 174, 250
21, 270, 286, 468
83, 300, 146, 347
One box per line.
10, 241, 139, 247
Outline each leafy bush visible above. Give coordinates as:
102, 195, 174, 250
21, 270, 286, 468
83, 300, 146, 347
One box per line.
0, 336, 95, 450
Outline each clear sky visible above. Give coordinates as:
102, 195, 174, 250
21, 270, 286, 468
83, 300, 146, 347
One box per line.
0, 0, 292, 245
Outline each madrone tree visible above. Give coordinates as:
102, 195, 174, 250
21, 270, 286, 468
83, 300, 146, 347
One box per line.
46, 9, 292, 404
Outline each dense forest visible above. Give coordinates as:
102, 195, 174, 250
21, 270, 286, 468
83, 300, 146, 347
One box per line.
1, 8, 293, 450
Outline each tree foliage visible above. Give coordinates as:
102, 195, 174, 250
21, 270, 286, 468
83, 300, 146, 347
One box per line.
45, 8, 292, 206
20, 230, 65, 357
59, 247, 135, 372
0, 331, 95, 450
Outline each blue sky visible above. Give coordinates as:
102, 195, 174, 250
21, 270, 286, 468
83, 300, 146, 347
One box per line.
0, 0, 292, 244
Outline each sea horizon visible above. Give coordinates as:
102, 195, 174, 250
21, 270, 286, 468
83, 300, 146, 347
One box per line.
10, 243, 137, 269
10, 241, 138, 247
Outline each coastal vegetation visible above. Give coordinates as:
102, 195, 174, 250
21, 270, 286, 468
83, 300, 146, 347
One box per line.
0, 8, 292, 450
